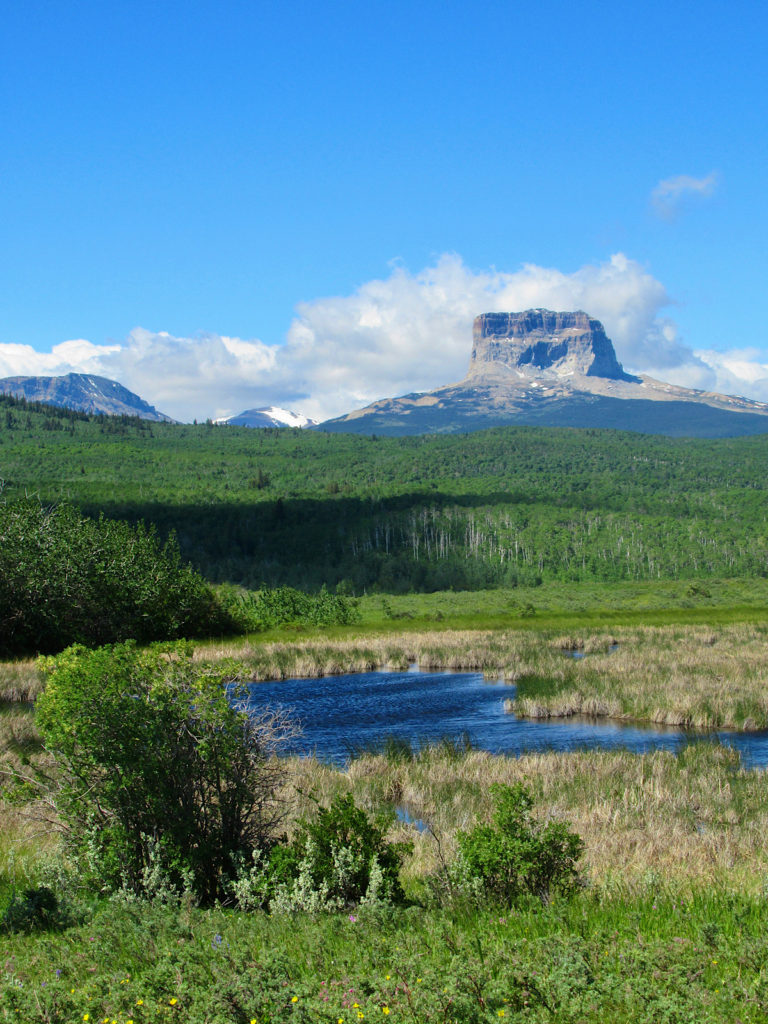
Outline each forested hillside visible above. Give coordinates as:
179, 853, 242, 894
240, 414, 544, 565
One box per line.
2, 393, 768, 592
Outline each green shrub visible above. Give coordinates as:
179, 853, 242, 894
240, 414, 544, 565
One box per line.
35, 641, 295, 905
1, 886, 61, 933
271, 794, 410, 911
455, 783, 583, 905
0, 500, 233, 656
219, 583, 360, 632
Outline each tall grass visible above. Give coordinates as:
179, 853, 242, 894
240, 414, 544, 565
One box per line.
509, 622, 768, 730
0, 659, 43, 702
284, 741, 768, 893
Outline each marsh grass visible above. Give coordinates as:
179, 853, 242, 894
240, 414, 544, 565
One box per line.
292, 742, 768, 892
509, 622, 768, 730
0, 659, 42, 702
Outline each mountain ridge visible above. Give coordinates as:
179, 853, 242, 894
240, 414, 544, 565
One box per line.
0, 373, 173, 421
214, 406, 318, 429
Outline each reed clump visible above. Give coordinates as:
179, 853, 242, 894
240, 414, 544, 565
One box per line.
195, 630, 530, 679
0, 660, 43, 703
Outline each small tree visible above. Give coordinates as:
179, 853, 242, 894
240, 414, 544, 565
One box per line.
456, 783, 583, 905
35, 641, 296, 904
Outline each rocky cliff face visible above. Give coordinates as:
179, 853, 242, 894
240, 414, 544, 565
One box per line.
469, 310, 638, 382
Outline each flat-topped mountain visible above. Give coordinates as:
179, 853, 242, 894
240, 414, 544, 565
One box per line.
469, 310, 639, 382
321, 310, 768, 438
0, 373, 173, 421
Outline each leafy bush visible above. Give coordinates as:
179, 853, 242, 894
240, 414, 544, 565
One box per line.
218, 583, 361, 632
455, 783, 583, 905
0, 500, 234, 656
271, 794, 410, 911
35, 641, 296, 905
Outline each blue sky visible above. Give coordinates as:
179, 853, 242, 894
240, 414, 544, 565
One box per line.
1, 0, 767, 421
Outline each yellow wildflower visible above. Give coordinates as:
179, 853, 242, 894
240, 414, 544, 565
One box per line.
291, 995, 299, 1003
169, 997, 178, 1005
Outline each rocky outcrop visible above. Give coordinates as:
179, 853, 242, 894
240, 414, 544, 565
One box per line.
0, 373, 173, 421
320, 309, 768, 438
469, 310, 638, 382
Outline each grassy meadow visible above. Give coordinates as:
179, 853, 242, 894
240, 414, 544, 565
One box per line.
4, 599, 768, 1020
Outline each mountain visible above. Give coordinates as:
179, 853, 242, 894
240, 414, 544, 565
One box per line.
320, 310, 768, 438
214, 406, 317, 428
0, 373, 173, 421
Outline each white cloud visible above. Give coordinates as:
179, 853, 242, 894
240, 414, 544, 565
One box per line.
1, 251, 764, 420
651, 171, 719, 219
690, 348, 768, 403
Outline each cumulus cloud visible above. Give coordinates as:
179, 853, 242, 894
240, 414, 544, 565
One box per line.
690, 348, 768, 403
651, 171, 719, 219
1, 251, 763, 420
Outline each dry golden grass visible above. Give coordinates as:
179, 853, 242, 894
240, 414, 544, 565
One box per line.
0, 703, 60, 879
195, 629, 536, 681
0, 659, 43, 702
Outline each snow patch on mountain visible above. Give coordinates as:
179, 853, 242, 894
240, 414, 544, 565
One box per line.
214, 406, 317, 428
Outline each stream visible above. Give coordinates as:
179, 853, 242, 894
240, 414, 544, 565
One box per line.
244, 666, 768, 768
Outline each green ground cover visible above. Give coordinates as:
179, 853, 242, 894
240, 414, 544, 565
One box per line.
2, 892, 767, 1023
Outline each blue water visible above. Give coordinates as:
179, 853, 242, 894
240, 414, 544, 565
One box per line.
245, 667, 768, 769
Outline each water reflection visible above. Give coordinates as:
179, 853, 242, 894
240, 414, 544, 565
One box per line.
244, 668, 768, 769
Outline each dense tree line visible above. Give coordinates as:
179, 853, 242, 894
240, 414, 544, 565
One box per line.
2, 396, 768, 592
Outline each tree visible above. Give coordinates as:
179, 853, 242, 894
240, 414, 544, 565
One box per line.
35, 641, 296, 904
0, 500, 232, 656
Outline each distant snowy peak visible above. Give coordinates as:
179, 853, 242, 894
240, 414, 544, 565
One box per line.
215, 406, 318, 429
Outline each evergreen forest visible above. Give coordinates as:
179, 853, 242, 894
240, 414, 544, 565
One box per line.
2, 392, 768, 593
